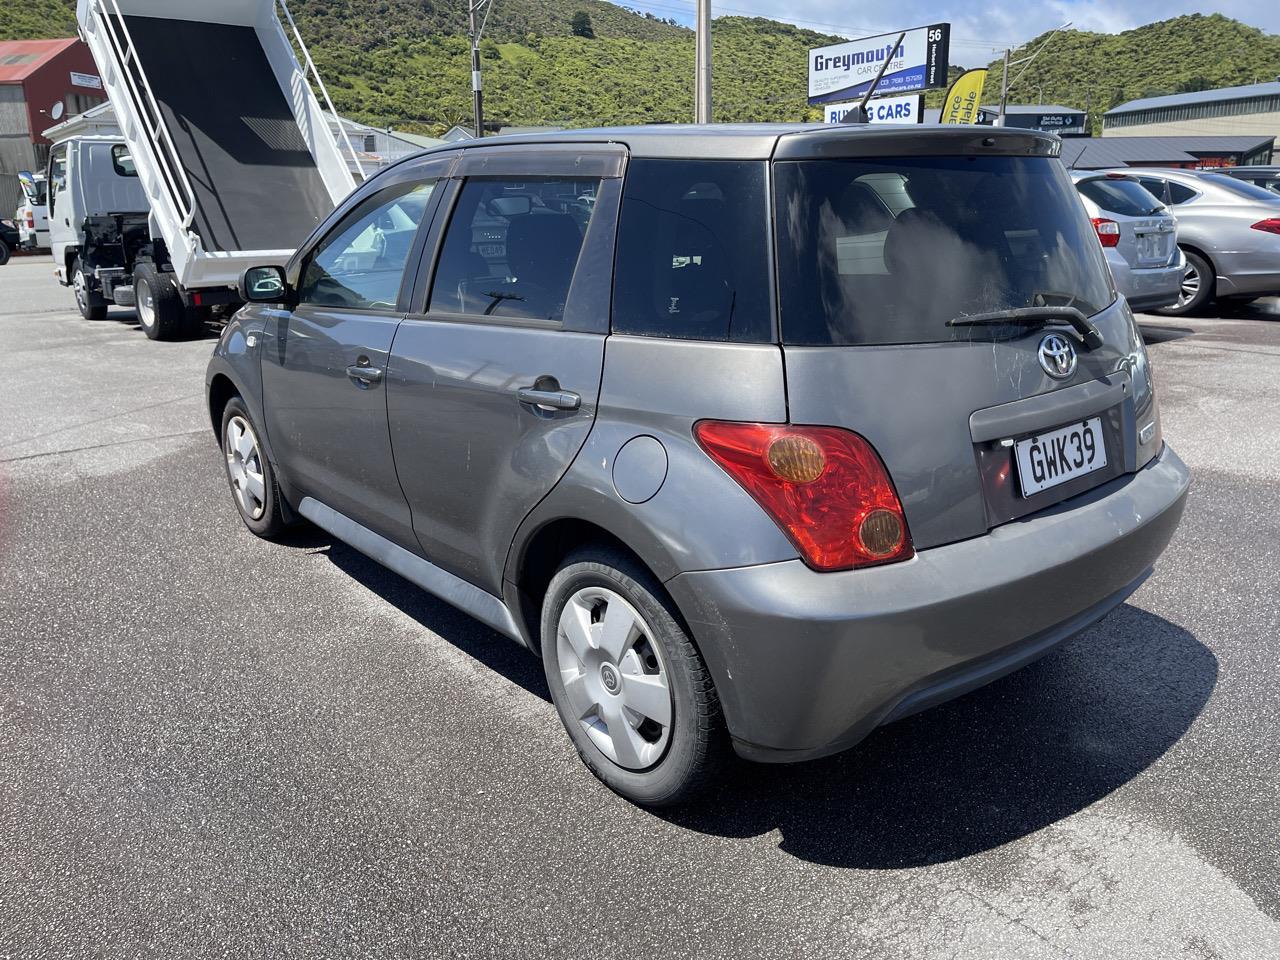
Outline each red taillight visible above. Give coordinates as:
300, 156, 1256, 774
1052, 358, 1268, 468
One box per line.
693, 421, 913, 571
25, 213, 34, 228
1091, 218, 1121, 247
1250, 218, 1280, 235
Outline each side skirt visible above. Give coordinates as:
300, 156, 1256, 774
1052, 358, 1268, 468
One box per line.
298, 497, 523, 642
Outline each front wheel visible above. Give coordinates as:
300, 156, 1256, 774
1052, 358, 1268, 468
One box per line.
1156, 249, 1213, 316
0, 239, 10, 267
220, 397, 286, 539
541, 548, 727, 806
71, 258, 108, 321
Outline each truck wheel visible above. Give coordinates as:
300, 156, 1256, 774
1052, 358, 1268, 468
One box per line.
71, 258, 109, 321
134, 262, 184, 340
183, 304, 213, 338
541, 547, 728, 807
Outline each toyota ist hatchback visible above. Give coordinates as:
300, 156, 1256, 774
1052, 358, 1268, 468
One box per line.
207, 125, 1190, 806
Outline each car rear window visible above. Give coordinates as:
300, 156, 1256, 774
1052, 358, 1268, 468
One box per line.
1077, 177, 1164, 217
775, 156, 1114, 346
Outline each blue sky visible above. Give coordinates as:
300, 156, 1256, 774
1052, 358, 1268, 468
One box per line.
613, 1, 1280, 66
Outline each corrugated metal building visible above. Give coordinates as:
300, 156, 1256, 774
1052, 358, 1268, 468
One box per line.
0, 39, 106, 214
1104, 82, 1280, 161
1059, 135, 1275, 170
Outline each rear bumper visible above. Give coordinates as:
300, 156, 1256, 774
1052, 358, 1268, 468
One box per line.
1109, 250, 1183, 312
666, 445, 1191, 763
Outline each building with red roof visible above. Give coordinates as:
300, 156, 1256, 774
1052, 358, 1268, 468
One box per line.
1, 38, 105, 213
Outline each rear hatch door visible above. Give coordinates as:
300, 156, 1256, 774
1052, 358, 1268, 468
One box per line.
1076, 174, 1177, 268
774, 147, 1157, 550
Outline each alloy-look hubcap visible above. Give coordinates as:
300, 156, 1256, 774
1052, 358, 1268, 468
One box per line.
556, 587, 673, 770
1178, 262, 1201, 306
224, 415, 267, 520
137, 279, 156, 330
73, 270, 88, 312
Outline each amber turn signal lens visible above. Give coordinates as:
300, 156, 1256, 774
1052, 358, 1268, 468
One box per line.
766, 436, 826, 483
859, 509, 904, 558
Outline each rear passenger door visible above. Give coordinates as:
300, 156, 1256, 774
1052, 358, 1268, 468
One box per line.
387, 145, 624, 594
261, 156, 452, 550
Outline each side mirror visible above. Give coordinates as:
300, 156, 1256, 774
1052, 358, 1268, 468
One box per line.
239, 265, 289, 304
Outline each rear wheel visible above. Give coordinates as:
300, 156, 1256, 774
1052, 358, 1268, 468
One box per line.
541, 547, 727, 806
134, 262, 184, 340
220, 397, 286, 539
1157, 249, 1213, 316
0, 239, 10, 266
71, 258, 109, 321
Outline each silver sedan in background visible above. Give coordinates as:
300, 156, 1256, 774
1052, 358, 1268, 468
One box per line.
1072, 171, 1182, 313
1122, 168, 1280, 315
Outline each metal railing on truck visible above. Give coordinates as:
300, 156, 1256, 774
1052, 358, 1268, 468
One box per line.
82, 0, 364, 267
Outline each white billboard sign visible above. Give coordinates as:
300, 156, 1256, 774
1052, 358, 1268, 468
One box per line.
825, 94, 924, 125
808, 24, 950, 105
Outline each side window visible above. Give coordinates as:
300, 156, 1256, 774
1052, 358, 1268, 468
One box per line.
110, 145, 137, 178
298, 180, 437, 310
429, 176, 600, 323
47, 145, 68, 217
1167, 181, 1198, 205
1136, 177, 1168, 204
611, 159, 772, 342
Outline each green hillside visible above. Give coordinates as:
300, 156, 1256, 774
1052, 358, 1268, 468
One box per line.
4, 4, 1279, 135
982, 14, 1280, 133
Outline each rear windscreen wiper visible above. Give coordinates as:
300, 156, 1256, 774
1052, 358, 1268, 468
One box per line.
947, 307, 1105, 350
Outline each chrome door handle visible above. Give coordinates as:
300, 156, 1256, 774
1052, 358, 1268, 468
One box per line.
346, 363, 383, 386
518, 386, 581, 411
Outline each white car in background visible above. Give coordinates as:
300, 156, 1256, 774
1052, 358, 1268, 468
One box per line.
16, 172, 49, 251
1071, 171, 1183, 313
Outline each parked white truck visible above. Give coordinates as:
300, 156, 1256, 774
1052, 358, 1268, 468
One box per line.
16, 172, 50, 251
52, 0, 359, 338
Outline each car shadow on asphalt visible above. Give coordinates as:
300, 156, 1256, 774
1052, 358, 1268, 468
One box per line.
1138, 322, 1195, 344
276, 531, 1214, 868
296, 533, 553, 704
663, 604, 1215, 868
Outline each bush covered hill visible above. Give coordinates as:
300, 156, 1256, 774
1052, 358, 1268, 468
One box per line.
982, 14, 1280, 133
4, 4, 1279, 136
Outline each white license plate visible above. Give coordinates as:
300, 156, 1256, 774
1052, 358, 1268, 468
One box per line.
1014, 417, 1107, 497
1136, 233, 1161, 259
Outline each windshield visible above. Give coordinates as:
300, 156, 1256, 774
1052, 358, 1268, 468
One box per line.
775, 156, 1114, 346
1202, 173, 1280, 203
1077, 177, 1165, 217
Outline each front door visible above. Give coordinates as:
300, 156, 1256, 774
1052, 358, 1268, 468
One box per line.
387, 151, 624, 594
46, 143, 73, 280
261, 167, 447, 550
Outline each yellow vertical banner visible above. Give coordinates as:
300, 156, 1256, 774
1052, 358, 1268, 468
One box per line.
940, 68, 988, 124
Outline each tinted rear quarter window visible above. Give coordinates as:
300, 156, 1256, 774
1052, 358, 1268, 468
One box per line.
1077, 177, 1164, 217
612, 159, 772, 342
1167, 181, 1198, 205
775, 156, 1114, 346
1201, 173, 1280, 203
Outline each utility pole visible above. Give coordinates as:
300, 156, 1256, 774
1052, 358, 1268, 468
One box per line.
695, 0, 711, 123
996, 48, 1011, 126
468, 0, 496, 137
996, 22, 1071, 128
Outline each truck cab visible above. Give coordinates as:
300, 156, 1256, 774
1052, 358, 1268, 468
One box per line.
47, 135, 152, 325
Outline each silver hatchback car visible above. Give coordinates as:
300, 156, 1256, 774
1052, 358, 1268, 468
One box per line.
208, 125, 1190, 805
1072, 171, 1182, 313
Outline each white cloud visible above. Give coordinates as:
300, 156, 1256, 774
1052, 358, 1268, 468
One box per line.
622, 0, 1280, 66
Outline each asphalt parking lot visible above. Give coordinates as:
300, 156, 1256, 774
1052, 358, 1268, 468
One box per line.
1, 254, 1278, 958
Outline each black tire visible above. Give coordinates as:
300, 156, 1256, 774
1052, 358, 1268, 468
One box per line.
183, 304, 213, 338
0, 239, 10, 266
71, 258, 109, 321
541, 547, 727, 806
134, 262, 184, 340
220, 396, 287, 539
1156, 249, 1214, 316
